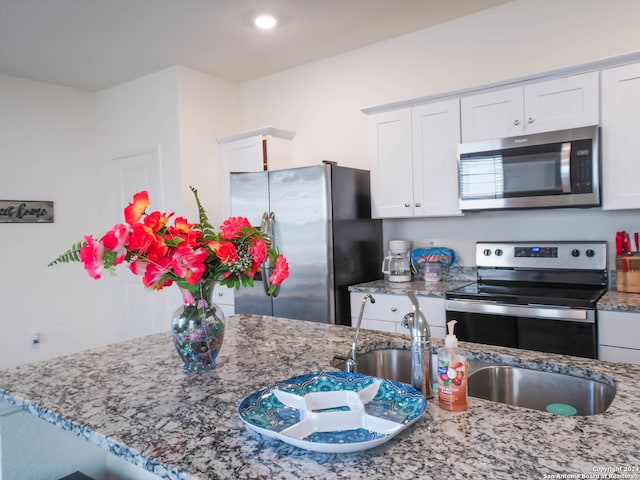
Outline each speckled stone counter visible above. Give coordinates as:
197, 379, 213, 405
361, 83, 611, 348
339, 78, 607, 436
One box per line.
598, 290, 640, 313
349, 279, 470, 297
2, 314, 640, 480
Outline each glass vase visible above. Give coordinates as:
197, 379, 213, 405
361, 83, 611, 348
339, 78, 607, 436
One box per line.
171, 279, 225, 372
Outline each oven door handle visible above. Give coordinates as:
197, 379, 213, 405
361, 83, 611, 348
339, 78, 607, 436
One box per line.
445, 299, 595, 323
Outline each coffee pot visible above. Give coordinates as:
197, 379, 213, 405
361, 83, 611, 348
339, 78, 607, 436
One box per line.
381, 240, 411, 282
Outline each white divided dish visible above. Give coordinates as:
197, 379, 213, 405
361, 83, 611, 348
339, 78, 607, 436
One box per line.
238, 371, 428, 453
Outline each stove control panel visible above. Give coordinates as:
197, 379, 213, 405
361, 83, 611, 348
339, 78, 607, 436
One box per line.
476, 241, 607, 270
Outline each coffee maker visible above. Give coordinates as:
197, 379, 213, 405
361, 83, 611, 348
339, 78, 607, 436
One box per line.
381, 240, 411, 282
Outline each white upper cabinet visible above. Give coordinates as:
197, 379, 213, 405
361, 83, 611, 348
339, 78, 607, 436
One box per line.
461, 72, 599, 142
601, 62, 640, 210
411, 99, 461, 217
216, 127, 295, 218
369, 99, 462, 219
369, 109, 413, 218
461, 86, 524, 141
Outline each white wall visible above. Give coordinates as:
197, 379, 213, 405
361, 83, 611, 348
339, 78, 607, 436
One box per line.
0, 74, 109, 369
238, 0, 640, 266
175, 66, 240, 227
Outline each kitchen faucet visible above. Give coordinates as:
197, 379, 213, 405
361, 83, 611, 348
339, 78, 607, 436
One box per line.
345, 294, 375, 373
401, 291, 433, 399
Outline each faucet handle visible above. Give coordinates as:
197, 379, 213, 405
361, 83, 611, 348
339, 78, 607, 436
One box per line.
401, 312, 414, 330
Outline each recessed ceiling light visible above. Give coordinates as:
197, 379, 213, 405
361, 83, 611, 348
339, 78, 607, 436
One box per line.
254, 14, 277, 30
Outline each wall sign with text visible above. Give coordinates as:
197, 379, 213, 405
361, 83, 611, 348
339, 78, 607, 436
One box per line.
0, 200, 54, 223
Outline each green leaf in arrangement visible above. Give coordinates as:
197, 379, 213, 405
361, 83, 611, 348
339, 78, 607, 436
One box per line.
47, 241, 87, 267
190, 186, 215, 233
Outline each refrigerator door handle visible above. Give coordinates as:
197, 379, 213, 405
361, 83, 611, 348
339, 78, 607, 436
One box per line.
260, 211, 268, 232
261, 211, 281, 298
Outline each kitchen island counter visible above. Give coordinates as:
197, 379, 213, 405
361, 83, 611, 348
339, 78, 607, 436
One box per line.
1, 314, 640, 479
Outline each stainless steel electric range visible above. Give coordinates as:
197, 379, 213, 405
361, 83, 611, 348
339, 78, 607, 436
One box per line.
445, 241, 608, 359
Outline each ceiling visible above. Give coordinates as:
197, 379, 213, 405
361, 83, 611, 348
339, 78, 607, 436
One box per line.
0, 0, 510, 92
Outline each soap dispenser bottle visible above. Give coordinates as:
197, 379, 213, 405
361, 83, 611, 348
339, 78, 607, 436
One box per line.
437, 320, 468, 411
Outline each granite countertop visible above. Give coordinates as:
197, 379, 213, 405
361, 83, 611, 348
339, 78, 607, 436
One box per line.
598, 290, 640, 312
348, 279, 470, 297
2, 314, 640, 479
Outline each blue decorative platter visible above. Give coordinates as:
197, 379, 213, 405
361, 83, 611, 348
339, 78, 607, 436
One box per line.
238, 371, 427, 453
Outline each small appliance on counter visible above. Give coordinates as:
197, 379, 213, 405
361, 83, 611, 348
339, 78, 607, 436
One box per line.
381, 240, 411, 282
411, 247, 457, 282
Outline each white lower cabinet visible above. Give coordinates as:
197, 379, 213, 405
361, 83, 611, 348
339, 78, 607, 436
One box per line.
350, 292, 446, 339
598, 310, 640, 364
213, 283, 235, 317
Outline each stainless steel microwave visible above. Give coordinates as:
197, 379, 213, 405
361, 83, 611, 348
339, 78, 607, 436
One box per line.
457, 126, 600, 211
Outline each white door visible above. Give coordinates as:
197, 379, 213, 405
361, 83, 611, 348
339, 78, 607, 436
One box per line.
461, 87, 524, 142
411, 99, 462, 217
368, 109, 414, 218
524, 72, 599, 135
602, 63, 640, 210
109, 146, 172, 342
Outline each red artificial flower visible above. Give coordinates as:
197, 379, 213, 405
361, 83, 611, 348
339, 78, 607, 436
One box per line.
102, 224, 129, 265
129, 257, 173, 289
220, 216, 251, 240
171, 247, 209, 285
208, 241, 239, 265
249, 237, 267, 276
268, 254, 289, 285
127, 223, 156, 253
167, 217, 203, 247
79, 236, 105, 279
124, 191, 150, 225
144, 211, 173, 232
145, 235, 169, 262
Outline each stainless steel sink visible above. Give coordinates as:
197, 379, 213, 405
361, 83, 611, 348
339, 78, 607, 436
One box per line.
333, 347, 616, 416
468, 364, 615, 416
341, 347, 413, 385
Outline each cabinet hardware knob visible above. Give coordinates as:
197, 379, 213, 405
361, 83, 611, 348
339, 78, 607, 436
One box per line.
513, 119, 520, 125
404, 203, 410, 208
528, 117, 534, 123
415, 202, 421, 207
391, 307, 397, 312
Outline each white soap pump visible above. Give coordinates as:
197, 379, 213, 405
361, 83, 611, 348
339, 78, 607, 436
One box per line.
445, 320, 458, 349
437, 319, 468, 411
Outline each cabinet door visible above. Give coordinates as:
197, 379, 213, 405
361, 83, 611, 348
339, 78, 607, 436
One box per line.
368, 109, 414, 218
411, 99, 462, 217
350, 292, 446, 338
598, 310, 640, 364
524, 72, 599, 135
461, 87, 524, 142
219, 135, 264, 218
350, 292, 412, 323
418, 296, 446, 339
601, 63, 640, 210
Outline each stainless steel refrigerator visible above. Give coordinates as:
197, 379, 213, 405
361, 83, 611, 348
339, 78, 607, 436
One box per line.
230, 164, 383, 326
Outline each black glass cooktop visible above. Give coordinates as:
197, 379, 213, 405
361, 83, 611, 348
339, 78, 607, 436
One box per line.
446, 282, 607, 309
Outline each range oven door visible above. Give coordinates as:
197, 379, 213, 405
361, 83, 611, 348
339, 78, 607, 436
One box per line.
445, 299, 597, 359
